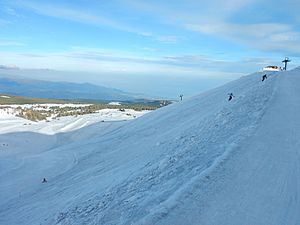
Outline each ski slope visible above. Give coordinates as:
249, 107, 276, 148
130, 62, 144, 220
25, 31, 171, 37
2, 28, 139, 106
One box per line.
0, 109, 148, 216
1, 68, 300, 225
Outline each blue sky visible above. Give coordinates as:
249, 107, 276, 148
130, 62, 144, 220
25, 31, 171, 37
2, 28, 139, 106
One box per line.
0, 0, 299, 98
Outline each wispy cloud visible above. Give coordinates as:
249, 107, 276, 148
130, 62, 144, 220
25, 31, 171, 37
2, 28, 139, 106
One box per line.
138, 32, 180, 44
0, 64, 20, 70
185, 23, 290, 38
125, 0, 300, 55
186, 22, 300, 54
124, 0, 256, 24
0, 48, 277, 76
17, 1, 125, 29
13, 1, 180, 44
141, 47, 160, 52
155, 35, 180, 44
3, 6, 19, 17
0, 19, 10, 26
0, 40, 24, 46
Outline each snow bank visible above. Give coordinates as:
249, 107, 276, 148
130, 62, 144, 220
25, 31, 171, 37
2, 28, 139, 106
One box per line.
0, 95, 10, 98
0, 103, 91, 109
108, 101, 121, 105
0, 107, 149, 135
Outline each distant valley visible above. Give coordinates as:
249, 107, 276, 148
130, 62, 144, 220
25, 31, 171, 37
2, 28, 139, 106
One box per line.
0, 73, 148, 102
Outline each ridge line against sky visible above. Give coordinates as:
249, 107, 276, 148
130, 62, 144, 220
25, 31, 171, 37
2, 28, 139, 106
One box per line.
0, 0, 299, 97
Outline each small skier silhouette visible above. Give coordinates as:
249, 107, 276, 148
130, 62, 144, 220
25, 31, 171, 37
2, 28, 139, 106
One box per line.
262, 74, 267, 82
179, 94, 183, 101
42, 178, 47, 183
228, 93, 234, 101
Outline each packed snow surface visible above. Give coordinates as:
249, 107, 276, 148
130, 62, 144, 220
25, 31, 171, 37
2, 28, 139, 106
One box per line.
1, 69, 300, 225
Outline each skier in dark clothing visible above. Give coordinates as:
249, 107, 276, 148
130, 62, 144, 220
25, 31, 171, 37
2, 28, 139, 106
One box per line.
262, 74, 267, 82
42, 178, 47, 183
228, 93, 234, 101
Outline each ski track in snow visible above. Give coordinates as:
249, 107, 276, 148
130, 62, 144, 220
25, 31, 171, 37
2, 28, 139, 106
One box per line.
1, 69, 300, 225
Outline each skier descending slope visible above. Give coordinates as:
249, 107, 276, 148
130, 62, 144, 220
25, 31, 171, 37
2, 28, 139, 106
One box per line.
262, 74, 267, 82
228, 93, 234, 101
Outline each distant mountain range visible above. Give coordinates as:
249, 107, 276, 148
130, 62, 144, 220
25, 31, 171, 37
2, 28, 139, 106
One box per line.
0, 74, 146, 102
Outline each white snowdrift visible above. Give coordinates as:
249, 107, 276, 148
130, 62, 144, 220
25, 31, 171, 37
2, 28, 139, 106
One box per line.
1, 68, 300, 225
0, 108, 148, 135
0, 95, 10, 99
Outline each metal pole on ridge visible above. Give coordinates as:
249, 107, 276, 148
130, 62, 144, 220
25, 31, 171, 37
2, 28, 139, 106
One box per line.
282, 57, 291, 70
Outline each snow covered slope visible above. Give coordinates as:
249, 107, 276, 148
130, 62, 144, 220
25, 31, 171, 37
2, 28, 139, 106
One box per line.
1, 68, 300, 225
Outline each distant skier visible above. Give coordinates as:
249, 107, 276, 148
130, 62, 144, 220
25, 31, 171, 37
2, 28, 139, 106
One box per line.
42, 178, 47, 183
228, 93, 234, 101
262, 74, 267, 82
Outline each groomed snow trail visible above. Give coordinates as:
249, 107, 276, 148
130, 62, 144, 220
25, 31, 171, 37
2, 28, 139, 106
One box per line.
1, 69, 299, 225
